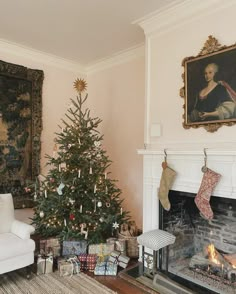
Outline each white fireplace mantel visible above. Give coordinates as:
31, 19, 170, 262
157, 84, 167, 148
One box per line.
138, 148, 236, 232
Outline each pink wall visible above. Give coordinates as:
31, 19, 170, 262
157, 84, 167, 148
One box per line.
87, 57, 145, 228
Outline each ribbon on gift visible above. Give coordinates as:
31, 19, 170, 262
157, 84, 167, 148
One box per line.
38, 254, 53, 274
112, 252, 121, 265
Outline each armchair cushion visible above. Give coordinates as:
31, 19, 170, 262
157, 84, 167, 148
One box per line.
11, 220, 35, 240
0, 193, 14, 233
0, 233, 35, 261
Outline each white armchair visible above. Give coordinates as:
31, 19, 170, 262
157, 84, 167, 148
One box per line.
0, 193, 35, 275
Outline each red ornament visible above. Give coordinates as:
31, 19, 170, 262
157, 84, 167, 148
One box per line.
69, 213, 75, 221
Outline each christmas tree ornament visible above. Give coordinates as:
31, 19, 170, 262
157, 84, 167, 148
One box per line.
53, 143, 58, 158
99, 217, 104, 223
69, 198, 75, 205
94, 141, 101, 147
194, 168, 221, 220
39, 211, 44, 218
97, 201, 102, 208
80, 223, 88, 239
158, 166, 176, 211
57, 182, 65, 195
112, 222, 119, 229
69, 213, 75, 221
73, 78, 87, 93
93, 199, 97, 212
106, 202, 110, 208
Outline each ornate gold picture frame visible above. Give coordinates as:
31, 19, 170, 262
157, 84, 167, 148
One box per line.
180, 36, 236, 132
0, 60, 44, 207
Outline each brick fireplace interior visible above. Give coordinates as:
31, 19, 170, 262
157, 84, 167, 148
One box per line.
159, 190, 236, 294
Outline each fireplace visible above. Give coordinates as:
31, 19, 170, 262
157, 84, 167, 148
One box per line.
138, 148, 236, 293
159, 190, 236, 294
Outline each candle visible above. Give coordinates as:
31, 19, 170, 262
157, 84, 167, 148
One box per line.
78, 169, 81, 178
106, 186, 108, 194
44, 190, 47, 198
104, 172, 107, 179
89, 167, 92, 174
94, 184, 97, 193
80, 205, 83, 213
120, 207, 123, 215
64, 219, 67, 226
59, 164, 61, 172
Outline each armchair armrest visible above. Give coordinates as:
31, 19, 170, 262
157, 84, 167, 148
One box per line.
11, 219, 35, 240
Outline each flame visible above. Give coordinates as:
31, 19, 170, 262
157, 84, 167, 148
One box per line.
207, 244, 220, 265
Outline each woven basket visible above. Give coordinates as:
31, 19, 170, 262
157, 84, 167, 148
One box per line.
118, 233, 139, 258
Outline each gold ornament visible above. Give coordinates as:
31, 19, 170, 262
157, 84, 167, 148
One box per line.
73, 78, 87, 93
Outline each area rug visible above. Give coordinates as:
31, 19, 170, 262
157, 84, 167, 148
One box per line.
0, 271, 117, 294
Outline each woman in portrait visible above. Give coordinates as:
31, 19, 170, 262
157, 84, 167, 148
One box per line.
189, 63, 236, 122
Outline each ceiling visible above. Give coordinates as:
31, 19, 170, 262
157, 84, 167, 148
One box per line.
0, 0, 178, 66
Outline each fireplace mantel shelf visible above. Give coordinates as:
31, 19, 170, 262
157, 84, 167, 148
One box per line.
137, 149, 236, 156
138, 147, 236, 233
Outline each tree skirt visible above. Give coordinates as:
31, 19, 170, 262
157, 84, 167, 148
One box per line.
0, 271, 117, 294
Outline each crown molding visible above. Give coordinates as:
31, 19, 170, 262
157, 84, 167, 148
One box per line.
0, 38, 86, 74
86, 44, 145, 75
134, 0, 236, 37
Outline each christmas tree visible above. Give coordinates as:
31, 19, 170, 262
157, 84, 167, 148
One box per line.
31, 79, 129, 243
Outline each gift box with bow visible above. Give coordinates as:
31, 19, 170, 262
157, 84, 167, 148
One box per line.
40, 237, 61, 257
108, 250, 130, 268
94, 261, 117, 276
78, 253, 97, 271
88, 243, 114, 262
37, 254, 53, 275
58, 256, 80, 276
62, 240, 87, 256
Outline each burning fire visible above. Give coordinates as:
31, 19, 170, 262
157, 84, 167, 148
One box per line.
207, 244, 220, 265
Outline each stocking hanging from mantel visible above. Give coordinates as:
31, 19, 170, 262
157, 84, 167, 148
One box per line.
158, 154, 177, 211
194, 168, 221, 220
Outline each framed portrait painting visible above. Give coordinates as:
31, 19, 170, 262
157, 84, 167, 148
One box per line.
180, 36, 236, 132
0, 60, 44, 207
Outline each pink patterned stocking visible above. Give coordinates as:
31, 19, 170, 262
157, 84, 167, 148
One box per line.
194, 168, 221, 220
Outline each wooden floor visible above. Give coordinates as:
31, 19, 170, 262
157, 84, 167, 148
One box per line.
86, 261, 158, 294
90, 273, 151, 294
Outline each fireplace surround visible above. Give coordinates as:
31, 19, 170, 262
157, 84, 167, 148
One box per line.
138, 149, 236, 293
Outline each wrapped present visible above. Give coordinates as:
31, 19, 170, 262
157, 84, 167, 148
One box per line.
78, 253, 97, 272
62, 240, 87, 256
40, 237, 61, 257
88, 243, 114, 262
106, 238, 126, 255
58, 256, 80, 276
37, 254, 53, 274
94, 261, 117, 276
108, 250, 130, 269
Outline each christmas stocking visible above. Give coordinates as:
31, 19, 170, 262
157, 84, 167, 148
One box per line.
158, 166, 176, 211
194, 168, 221, 220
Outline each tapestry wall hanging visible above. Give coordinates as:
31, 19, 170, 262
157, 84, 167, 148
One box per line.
180, 35, 236, 132
0, 60, 44, 207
